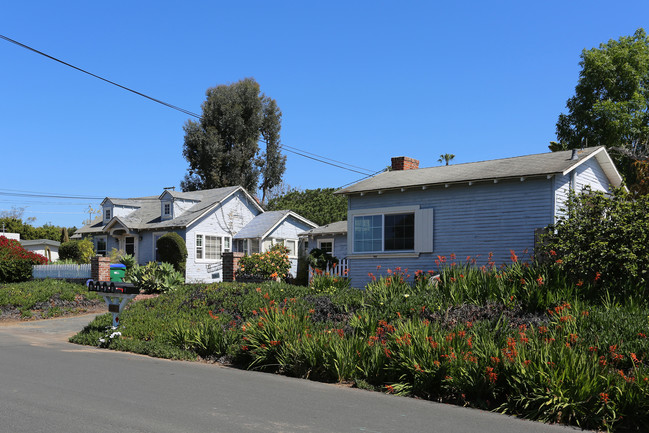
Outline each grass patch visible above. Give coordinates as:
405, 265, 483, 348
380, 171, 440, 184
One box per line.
1, 279, 102, 320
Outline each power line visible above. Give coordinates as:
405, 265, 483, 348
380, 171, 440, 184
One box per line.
280, 144, 374, 173
337, 167, 389, 189
0, 34, 200, 118
0, 190, 103, 200
1, 34, 378, 177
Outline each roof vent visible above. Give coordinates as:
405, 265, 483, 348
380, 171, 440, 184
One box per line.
570, 149, 579, 160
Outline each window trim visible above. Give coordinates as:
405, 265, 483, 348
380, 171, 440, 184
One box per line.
348, 205, 433, 255
317, 238, 334, 255
163, 202, 172, 218
104, 208, 111, 222
195, 233, 231, 263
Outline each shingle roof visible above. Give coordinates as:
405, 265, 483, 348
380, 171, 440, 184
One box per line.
336, 146, 623, 195
76, 186, 256, 234
299, 220, 347, 237
233, 211, 291, 239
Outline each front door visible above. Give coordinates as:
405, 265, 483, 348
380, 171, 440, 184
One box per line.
123, 236, 137, 260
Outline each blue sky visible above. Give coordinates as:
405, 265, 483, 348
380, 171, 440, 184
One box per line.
1, 1, 647, 228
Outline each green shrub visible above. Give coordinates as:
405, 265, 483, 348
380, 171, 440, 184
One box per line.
0, 235, 48, 283
306, 248, 338, 270
542, 188, 649, 290
59, 239, 94, 264
157, 232, 187, 274
125, 262, 185, 293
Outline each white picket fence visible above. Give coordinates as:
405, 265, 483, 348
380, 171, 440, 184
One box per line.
32, 264, 92, 280
308, 259, 349, 283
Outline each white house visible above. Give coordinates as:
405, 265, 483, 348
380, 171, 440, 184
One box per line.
20, 239, 60, 262
335, 146, 624, 288
74, 186, 316, 283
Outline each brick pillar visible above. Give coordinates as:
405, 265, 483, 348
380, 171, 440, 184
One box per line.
222, 252, 244, 282
91, 256, 111, 282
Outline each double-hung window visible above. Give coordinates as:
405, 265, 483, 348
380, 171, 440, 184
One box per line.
196, 234, 229, 261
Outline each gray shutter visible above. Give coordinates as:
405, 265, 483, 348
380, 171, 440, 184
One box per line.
414, 208, 434, 253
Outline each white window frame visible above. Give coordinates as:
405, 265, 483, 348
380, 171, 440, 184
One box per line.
285, 239, 298, 258
317, 238, 334, 255
104, 207, 111, 222
195, 233, 231, 262
349, 205, 433, 255
163, 202, 172, 218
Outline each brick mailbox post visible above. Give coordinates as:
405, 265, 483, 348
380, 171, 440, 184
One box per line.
91, 256, 111, 282
89, 256, 137, 327
222, 252, 244, 282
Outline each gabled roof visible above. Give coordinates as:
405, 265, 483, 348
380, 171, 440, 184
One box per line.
20, 239, 61, 247
75, 186, 263, 235
336, 146, 624, 195
299, 220, 347, 237
233, 210, 318, 239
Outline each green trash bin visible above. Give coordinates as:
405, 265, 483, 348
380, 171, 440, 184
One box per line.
110, 264, 126, 282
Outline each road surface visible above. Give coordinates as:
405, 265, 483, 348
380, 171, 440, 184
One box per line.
0, 315, 585, 433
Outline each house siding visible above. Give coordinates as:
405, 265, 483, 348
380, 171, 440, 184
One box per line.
266, 217, 315, 276
306, 234, 347, 260
554, 156, 614, 221
347, 178, 554, 288
184, 191, 260, 283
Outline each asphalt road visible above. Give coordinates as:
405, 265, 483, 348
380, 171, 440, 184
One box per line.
0, 315, 586, 433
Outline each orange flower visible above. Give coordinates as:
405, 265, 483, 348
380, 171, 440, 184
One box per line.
599, 392, 609, 403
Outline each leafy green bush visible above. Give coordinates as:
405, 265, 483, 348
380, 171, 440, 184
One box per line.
125, 262, 185, 293
0, 235, 48, 283
157, 232, 187, 274
306, 247, 338, 270
59, 239, 94, 264
309, 273, 351, 295
543, 188, 649, 290
237, 243, 291, 280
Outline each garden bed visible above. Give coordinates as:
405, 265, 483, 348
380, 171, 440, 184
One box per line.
0, 280, 104, 321
70, 262, 649, 432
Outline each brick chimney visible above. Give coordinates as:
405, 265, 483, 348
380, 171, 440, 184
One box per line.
391, 156, 419, 171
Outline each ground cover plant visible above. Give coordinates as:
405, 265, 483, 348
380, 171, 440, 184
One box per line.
71, 255, 649, 432
0, 279, 102, 319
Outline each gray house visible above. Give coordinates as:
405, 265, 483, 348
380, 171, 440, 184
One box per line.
299, 220, 348, 260
74, 186, 315, 283
335, 147, 623, 288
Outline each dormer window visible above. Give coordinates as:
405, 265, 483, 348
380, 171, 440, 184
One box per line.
104, 208, 111, 221
163, 202, 171, 217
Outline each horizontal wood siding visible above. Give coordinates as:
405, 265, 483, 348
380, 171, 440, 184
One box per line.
554, 157, 614, 221
267, 217, 315, 276
575, 157, 611, 192
185, 191, 260, 283
347, 179, 554, 288
306, 234, 348, 260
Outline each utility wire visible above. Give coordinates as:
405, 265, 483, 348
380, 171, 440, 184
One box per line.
0, 34, 200, 118
337, 167, 389, 189
1, 34, 377, 177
